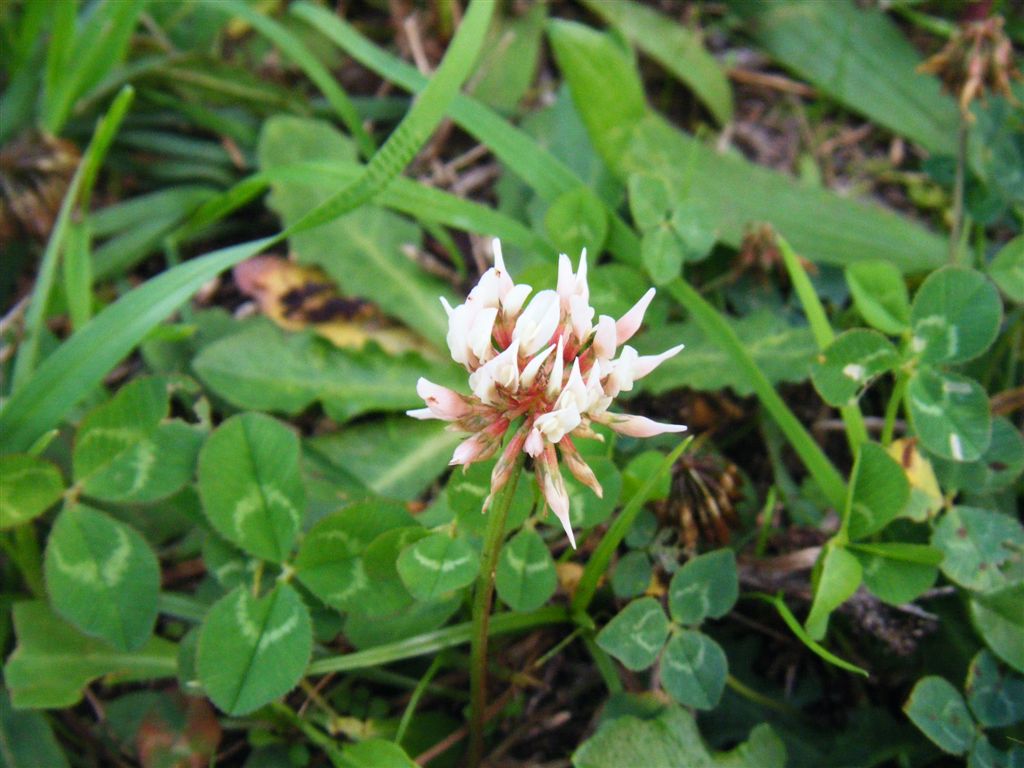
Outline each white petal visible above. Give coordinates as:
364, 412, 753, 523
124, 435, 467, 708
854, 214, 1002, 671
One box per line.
616, 287, 656, 345
520, 344, 554, 388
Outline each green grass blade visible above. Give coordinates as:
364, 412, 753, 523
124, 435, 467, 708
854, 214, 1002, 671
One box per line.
668, 278, 848, 511
290, 1, 643, 267
730, 0, 958, 154
777, 235, 868, 450
201, 0, 376, 159
580, 0, 733, 124
12, 86, 135, 390
0, 236, 280, 453
307, 607, 569, 676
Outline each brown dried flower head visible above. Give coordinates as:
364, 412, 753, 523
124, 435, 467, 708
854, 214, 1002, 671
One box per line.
918, 15, 1021, 117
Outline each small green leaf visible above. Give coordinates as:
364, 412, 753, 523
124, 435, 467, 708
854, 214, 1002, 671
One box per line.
967, 736, 1022, 768
0, 454, 64, 529
202, 532, 259, 591
853, 548, 938, 606
596, 596, 669, 671
624, 507, 658, 548
197, 583, 312, 715
343, 596, 461, 650
72, 377, 167, 494
660, 630, 728, 710
932, 507, 1024, 594
907, 368, 991, 462
197, 412, 306, 563
669, 202, 716, 263
544, 186, 608, 258
44, 505, 160, 651
3, 601, 177, 709
932, 417, 1024, 494
566, 456, 622, 530
904, 676, 975, 756
358, 527, 430, 616
847, 441, 910, 540
966, 650, 1024, 728
0, 688, 70, 768
910, 266, 1002, 365
628, 173, 672, 231
845, 260, 910, 335
396, 533, 479, 602
495, 528, 557, 612
642, 225, 684, 286
449, 460, 533, 536
667, 549, 738, 625
294, 501, 414, 612
611, 550, 653, 599
811, 330, 900, 407
805, 545, 862, 641
970, 586, 1024, 674
622, 451, 672, 505
547, 20, 648, 165
572, 702, 714, 768
339, 739, 417, 768
987, 235, 1024, 303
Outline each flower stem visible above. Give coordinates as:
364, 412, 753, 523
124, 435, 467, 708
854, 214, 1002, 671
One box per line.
881, 371, 908, 447
950, 115, 968, 264
468, 458, 524, 767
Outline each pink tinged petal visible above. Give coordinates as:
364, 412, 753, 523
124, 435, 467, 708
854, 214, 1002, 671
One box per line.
406, 407, 435, 420
592, 314, 617, 360
415, 377, 472, 420
595, 412, 688, 438
524, 426, 545, 457
485, 422, 529, 510
632, 343, 685, 380
450, 433, 489, 465
556, 249, 591, 308
615, 287, 656, 345
560, 438, 603, 498
520, 344, 554, 388
546, 336, 566, 398
440, 296, 454, 318
537, 445, 576, 549
513, 289, 561, 355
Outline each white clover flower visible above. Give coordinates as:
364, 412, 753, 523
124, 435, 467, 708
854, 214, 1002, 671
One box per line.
409, 239, 686, 548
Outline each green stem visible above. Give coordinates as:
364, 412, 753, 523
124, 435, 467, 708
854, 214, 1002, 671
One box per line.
777, 235, 867, 452
572, 439, 691, 615
583, 634, 623, 694
469, 460, 524, 767
950, 115, 968, 264
668, 278, 847, 511
270, 703, 346, 768
881, 371, 909, 447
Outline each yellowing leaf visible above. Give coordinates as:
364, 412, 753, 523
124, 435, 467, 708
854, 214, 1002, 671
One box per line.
233, 256, 429, 356
887, 439, 944, 521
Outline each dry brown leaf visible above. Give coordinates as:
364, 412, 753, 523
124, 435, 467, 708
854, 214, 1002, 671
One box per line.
233, 255, 431, 356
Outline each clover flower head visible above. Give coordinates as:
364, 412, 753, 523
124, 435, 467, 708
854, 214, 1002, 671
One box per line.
409, 239, 686, 548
